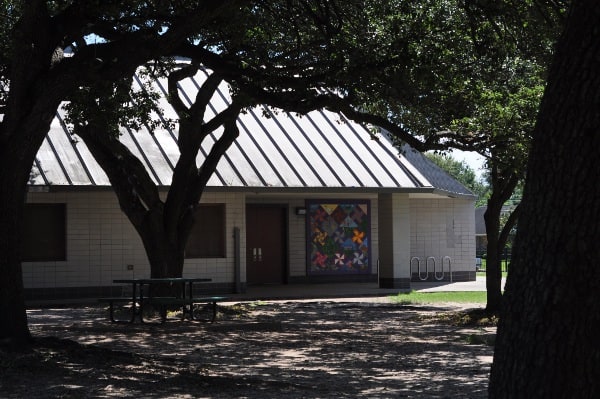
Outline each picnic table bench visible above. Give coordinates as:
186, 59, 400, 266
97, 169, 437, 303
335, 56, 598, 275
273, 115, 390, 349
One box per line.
98, 278, 227, 323
147, 295, 228, 322
98, 296, 137, 323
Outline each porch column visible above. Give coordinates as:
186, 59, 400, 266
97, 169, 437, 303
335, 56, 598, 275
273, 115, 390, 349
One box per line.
378, 193, 411, 289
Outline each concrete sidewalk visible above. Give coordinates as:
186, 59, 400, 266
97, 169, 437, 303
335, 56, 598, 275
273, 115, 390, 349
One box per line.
26, 276, 504, 307
413, 276, 505, 292
226, 276, 503, 302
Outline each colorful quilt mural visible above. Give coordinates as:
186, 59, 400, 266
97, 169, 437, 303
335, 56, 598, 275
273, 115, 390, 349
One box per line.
307, 200, 370, 275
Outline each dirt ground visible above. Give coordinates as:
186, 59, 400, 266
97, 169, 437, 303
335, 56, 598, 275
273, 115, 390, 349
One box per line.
1, 298, 496, 398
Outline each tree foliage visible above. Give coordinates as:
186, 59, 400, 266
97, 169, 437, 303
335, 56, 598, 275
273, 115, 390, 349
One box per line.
425, 152, 489, 205
367, 0, 565, 312
59, 0, 561, 282
346, 1, 563, 148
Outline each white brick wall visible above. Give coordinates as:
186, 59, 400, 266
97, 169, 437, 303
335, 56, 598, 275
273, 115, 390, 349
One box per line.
23, 190, 473, 290
410, 197, 476, 276
23, 191, 245, 289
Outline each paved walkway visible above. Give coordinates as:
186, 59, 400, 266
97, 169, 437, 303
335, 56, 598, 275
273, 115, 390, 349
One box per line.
414, 276, 506, 292
26, 277, 505, 308
226, 276, 504, 302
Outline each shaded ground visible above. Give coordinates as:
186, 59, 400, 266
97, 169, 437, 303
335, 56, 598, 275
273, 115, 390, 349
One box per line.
1, 299, 495, 398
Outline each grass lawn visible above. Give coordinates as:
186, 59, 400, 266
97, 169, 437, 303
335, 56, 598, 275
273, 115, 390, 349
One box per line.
390, 291, 487, 305
477, 258, 510, 277
389, 291, 500, 329
476, 271, 508, 278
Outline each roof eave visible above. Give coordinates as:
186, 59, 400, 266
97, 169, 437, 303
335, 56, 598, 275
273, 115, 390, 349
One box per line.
28, 184, 476, 200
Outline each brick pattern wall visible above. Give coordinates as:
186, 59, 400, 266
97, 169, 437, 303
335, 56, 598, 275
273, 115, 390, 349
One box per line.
23, 191, 245, 290
23, 190, 475, 298
409, 198, 476, 281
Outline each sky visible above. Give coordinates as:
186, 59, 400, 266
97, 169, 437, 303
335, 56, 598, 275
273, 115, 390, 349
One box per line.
448, 149, 487, 180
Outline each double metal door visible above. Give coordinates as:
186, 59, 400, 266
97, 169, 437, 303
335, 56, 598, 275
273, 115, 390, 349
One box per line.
246, 205, 286, 284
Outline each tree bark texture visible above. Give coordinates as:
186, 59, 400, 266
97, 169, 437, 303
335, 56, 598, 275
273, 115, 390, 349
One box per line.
0, 100, 61, 344
74, 124, 187, 278
485, 166, 520, 313
483, 205, 503, 312
489, 1, 600, 397
0, 161, 32, 345
0, 2, 65, 343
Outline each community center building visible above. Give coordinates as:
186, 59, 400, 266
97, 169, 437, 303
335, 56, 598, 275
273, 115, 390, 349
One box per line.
23, 69, 476, 301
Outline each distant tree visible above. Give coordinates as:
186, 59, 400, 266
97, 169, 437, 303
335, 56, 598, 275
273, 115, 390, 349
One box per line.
425, 152, 489, 206
358, 0, 564, 312
452, 62, 546, 312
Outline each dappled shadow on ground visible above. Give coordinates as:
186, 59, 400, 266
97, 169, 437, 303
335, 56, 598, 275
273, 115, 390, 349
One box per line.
1, 301, 494, 398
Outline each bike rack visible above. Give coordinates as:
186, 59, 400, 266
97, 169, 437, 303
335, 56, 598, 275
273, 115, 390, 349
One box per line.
426, 257, 437, 281
433, 256, 445, 281
443, 256, 452, 282
411, 256, 429, 281
411, 256, 453, 282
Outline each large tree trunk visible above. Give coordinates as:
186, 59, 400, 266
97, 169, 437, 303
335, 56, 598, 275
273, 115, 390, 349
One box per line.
0, 121, 53, 345
489, 1, 600, 396
0, 13, 64, 342
0, 169, 31, 346
483, 203, 503, 312
136, 208, 189, 279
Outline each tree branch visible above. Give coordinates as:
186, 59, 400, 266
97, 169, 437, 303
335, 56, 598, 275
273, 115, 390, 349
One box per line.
192, 109, 241, 200
175, 43, 332, 89
498, 170, 521, 202
499, 203, 520, 249
202, 100, 243, 136
231, 83, 448, 152
333, 105, 448, 152
191, 70, 223, 123
167, 63, 198, 119
75, 125, 161, 227
45, 4, 238, 100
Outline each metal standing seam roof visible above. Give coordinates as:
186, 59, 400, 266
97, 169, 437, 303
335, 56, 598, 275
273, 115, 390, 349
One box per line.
29, 68, 475, 199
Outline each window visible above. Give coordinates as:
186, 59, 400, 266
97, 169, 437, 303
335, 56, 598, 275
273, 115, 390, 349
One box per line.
185, 204, 225, 258
22, 203, 66, 262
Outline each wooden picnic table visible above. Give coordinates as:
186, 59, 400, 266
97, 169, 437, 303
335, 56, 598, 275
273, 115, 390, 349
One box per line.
100, 277, 228, 323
